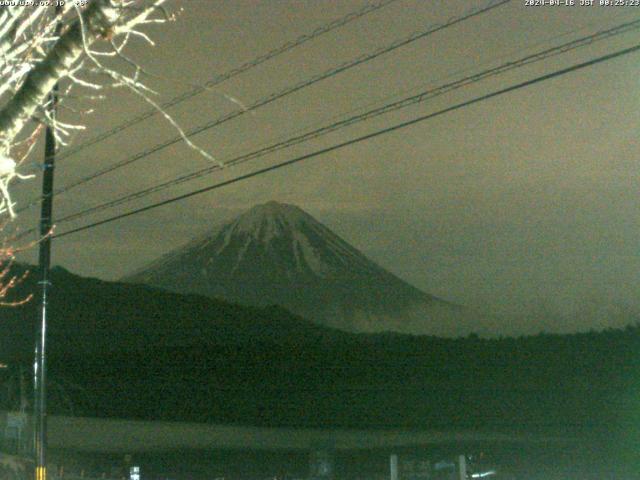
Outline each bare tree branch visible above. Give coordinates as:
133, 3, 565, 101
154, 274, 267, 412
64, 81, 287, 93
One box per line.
0, 0, 178, 218
0, 1, 124, 149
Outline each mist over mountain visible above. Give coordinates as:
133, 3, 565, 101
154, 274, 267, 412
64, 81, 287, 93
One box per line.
126, 201, 471, 336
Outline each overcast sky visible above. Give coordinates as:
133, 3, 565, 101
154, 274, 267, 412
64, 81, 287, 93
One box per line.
13, 0, 640, 334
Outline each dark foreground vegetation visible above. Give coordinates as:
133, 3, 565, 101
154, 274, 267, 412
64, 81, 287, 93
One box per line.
0, 266, 638, 450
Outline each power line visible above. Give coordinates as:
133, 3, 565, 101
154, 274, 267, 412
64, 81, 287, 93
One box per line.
47, 18, 640, 228
55, 0, 401, 162
52, 42, 640, 240
18, 0, 510, 213
15, 16, 639, 238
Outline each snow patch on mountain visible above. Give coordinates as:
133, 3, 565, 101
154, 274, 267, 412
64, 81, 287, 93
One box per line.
230, 201, 306, 240
291, 229, 329, 277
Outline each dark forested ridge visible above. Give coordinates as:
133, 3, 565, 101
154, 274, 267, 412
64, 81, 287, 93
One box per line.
0, 265, 638, 443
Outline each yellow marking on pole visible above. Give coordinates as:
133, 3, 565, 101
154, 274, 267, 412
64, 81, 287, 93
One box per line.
35, 466, 46, 480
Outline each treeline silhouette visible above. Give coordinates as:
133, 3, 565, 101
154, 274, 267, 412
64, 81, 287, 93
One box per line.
0, 265, 637, 443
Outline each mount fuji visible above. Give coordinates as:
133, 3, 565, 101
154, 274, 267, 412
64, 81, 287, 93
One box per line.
126, 201, 470, 336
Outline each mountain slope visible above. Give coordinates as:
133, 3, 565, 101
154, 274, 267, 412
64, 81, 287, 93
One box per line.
0, 265, 636, 437
126, 201, 468, 335
0, 264, 355, 362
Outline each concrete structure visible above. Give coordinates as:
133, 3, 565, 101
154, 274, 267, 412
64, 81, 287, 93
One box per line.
31, 414, 575, 453
0, 412, 581, 479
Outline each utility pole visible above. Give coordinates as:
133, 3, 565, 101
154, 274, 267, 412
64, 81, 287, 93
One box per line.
34, 6, 61, 480
458, 454, 467, 480
389, 454, 398, 480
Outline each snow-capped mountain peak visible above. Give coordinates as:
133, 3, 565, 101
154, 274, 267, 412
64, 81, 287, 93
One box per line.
126, 201, 464, 335
229, 201, 308, 237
